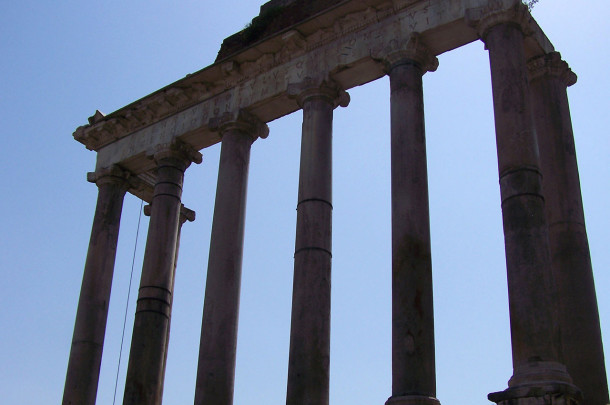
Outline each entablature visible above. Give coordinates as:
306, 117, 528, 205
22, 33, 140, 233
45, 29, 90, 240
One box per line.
73, 0, 554, 201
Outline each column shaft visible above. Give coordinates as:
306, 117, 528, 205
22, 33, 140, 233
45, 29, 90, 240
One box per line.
160, 205, 195, 394
529, 53, 609, 405
389, 60, 436, 399
63, 169, 128, 405
123, 150, 193, 405
195, 126, 256, 405
286, 91, 336, 405
485, 21, 568, 386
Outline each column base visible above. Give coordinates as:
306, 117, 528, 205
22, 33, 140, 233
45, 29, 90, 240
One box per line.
386, 395, 440, 405
508, 361, 574, 387
489, 383, 581, 405
489, 362, 582, 405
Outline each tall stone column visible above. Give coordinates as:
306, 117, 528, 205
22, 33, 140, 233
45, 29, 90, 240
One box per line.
144, 204, 196, 390
528, 52, 609, 405
194, 110, 268, 405
285, 78, 349, 405
63, 165, 130, 405
467, 4, 580, 404
123, 141, 201, 405
384, 33, 440, 405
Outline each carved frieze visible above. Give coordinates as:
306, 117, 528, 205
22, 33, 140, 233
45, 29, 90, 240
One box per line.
73, 0, 435, 151
75, 0, 554, 175
74, 78, 220, 150
391, 0, 422, 12
278, 30, 307, 62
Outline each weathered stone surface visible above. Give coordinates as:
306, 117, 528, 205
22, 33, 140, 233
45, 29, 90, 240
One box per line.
217, 0, 345, 61
386, 396, 441, 405
62, 166, 130, 405
286, 79, 347, 405
484, 10, 560, 370
68, 2, 608, 405
73, 0, 554, 202
386, 35, 438, 402
482, 7, 585, 405
528, 52, 609, 405
489, 367, 582, 405
194, 112, 266, 405
122, 142, 201, 405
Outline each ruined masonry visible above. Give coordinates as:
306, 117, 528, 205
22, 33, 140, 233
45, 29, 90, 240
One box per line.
63, 0, 609, 404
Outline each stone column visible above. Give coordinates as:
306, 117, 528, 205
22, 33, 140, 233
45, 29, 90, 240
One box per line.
285, 78, 349, 405
194, 110, 268, 405
144, 204, 196, 390
528, 52, 609, 405
384, 33, 440, 405
63, 165, 130, 405
123, 141, 201, 405
468, 4, 580, 404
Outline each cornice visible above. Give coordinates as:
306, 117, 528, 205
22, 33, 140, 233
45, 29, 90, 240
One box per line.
72, 0, 428, 152
73, 76, 219, 151
75, 0, 555, 180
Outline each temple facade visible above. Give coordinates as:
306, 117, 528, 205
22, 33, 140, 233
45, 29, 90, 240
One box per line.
63, 1, 608, 404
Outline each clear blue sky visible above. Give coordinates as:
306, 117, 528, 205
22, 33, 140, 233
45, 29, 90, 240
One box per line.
0, 1, 608, 404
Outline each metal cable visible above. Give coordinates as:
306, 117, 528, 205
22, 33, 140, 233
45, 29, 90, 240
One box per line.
112, 198, 144, 405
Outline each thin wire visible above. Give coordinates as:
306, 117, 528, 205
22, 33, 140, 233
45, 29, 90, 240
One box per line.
112, 198, 144, 405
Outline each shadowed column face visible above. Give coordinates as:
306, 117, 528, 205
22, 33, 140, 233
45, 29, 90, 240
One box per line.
384, 32, 440, 405
63, 166, 129, 405
123, 143, 200, 405
528, 52, 609, 405
477, 5, 580, 404
286, 79, 348, 405
154, 203, 196, 394
486, 21, 558, 370
390, 62, 434, 398
194, 111, 267, 405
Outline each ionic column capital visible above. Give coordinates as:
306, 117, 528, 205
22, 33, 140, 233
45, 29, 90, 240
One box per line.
87, 164, 135, 190
208, 109, 269, 141
179, 205, 196, 224
287, 77, 350, 109
466, 1, 533, 43
527, 52, 577, 87
153, 139, 203, 170
384, 33, 439, 74
144, 203, 195, 224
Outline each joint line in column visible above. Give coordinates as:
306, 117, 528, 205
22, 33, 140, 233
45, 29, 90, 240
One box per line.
156, 164, 187, 172
133, 309, 171, 319
498, 166, 542, 180
152, 192, 182, 201
297, 198, 333, 209
294, 246, 332, 257
501, 192, 545, 206
139, 285, 172, 294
